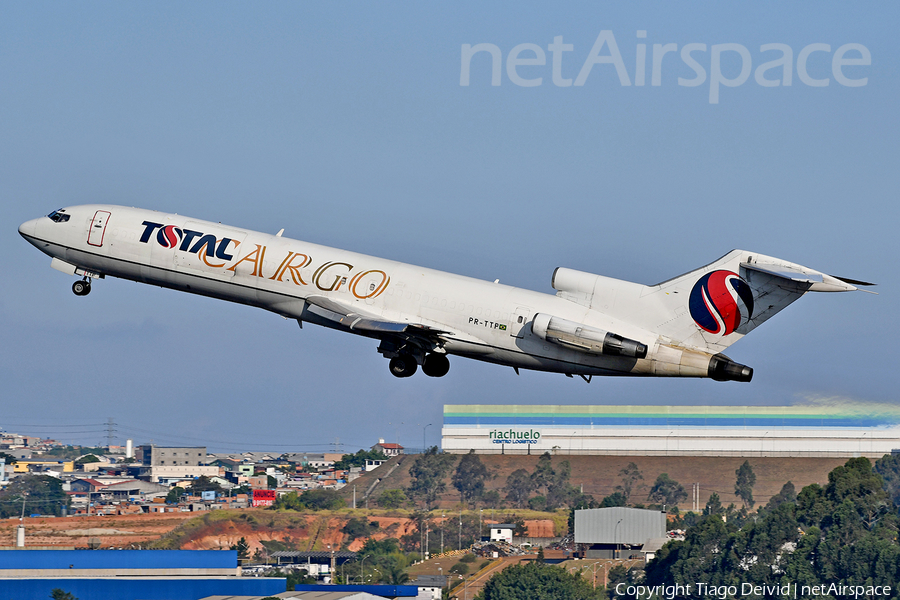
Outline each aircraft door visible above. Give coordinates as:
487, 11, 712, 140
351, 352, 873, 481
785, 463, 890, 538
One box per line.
87, 210, 111, 247
509, 306, 532, 339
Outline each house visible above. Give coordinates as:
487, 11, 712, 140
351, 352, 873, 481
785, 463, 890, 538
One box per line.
364, 459, 386, 472
489, 524, 517, 544
371, 439, 403, 457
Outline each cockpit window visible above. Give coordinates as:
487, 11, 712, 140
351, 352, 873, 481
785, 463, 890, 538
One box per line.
48, 209, 70, 223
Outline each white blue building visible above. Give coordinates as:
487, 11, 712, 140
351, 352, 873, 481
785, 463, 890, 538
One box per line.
441, 404, 900, 457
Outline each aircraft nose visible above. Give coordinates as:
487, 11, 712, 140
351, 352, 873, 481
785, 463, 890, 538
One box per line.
18, 218, 38, 239
19, 218, 40, 238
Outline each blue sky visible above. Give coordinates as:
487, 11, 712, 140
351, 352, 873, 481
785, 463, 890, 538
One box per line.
2, 2, 896, 453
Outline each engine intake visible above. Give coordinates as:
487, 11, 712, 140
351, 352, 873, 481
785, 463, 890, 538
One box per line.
531, 313, 648, 359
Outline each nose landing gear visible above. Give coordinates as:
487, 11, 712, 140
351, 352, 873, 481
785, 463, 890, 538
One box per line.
72, 278, 92, 296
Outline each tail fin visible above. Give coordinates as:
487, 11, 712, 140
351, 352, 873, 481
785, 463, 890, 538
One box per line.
643, 249, 871, 354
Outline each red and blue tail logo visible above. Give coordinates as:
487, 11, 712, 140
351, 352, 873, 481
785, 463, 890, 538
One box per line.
689, 270, 754, 335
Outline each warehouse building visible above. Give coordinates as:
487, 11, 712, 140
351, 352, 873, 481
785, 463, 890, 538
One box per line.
441, 404, 900, 458
0, 549, 284, 600
574, 507, 667, 559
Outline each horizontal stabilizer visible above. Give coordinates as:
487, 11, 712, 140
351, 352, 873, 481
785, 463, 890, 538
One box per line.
741, 261, 864, 293
741, 262, 823, 283
832, 275, 877, 287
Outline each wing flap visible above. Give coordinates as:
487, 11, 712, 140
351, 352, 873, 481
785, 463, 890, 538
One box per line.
304, 295, 451, 336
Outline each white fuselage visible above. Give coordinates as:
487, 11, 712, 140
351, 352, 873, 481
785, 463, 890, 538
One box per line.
20, 204, 657, 377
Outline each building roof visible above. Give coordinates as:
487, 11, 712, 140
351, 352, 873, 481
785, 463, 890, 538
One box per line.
574, 507, 667, 545
444, 404, 900, 429
74, 478, 108, 488
375, 443, 403, 449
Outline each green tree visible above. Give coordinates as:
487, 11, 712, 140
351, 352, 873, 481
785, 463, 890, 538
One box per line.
529, 453, 581, 510
0, 474, 68, 518
232, 484, 253, 496
75, 454, 101, 466
480, 489, 502, 508
0, 452, 17, 465
642, 458, 900, 594
50, 590, 77, 600
452, 450, 489, 507
407, 447, 456, 509
504, 468, 534, 508
874, 453, 900, 507
615, 462, 644, 501
333, 449, 389, 470
703, 492, 724, 516
734, 460, 757, 508
166, 486, 186, 504
300, 489, 346, 510
271, 489, 345, 511
377, 489, 408, 509
527, 496, 547, 511
764, 481, 796, 511
186, 475, 223, 495
231, 536, 250, 560
599, 492, 627, 508
342, 517, 379, 541
647, 473, 687, 508
386, 564, 410, 584
475, 561, 603, 600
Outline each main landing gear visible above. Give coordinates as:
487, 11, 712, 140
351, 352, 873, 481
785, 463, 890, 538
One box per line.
389, 355, 417, 378
422, 353, 450, 378
72, 278, 92, 296
386, 352, 451, 378
379, 339, 450, 379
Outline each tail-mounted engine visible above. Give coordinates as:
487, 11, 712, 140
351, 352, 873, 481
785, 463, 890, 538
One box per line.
531, 313, 648, 359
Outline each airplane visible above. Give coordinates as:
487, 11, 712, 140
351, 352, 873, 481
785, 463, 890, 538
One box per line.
19, 205, 874, 382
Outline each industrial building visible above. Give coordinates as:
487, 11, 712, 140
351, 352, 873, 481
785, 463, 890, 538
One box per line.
441, 404, 900, 458
0, 549, 284, 600
574, 507, 666, 559
135, 445, 219, 482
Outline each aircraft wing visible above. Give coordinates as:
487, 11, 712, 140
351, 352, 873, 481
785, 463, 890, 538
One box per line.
304, 295, 452, 339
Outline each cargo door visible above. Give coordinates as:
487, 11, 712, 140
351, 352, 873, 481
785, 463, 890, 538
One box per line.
87, 210, 111, 247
